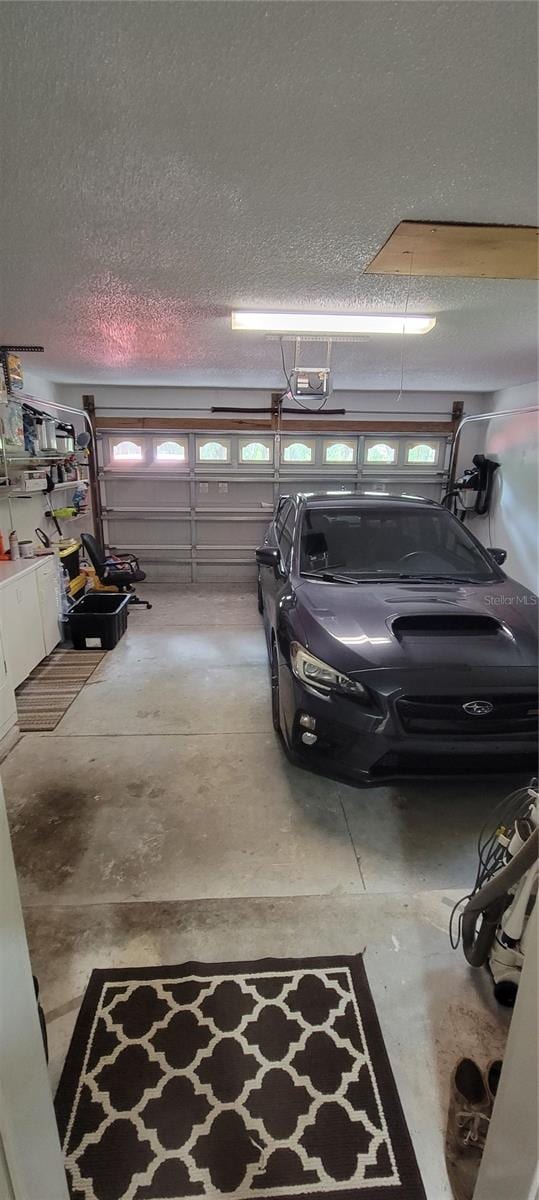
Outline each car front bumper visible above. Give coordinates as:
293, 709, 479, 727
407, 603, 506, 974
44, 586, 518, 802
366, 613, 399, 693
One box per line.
278, 661, 538, 785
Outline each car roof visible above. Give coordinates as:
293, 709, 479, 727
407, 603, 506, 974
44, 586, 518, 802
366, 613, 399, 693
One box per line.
291, 491, 440, 509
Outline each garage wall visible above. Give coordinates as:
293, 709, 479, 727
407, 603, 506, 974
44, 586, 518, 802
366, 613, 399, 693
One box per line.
468, 381, 539, 593
55, 384, 487, 423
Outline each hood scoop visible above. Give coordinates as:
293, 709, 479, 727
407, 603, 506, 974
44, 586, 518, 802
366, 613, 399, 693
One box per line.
392, 613, 502, 638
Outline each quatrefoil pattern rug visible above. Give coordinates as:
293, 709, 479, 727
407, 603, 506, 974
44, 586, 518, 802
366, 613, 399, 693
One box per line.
55, 956, 425, 1200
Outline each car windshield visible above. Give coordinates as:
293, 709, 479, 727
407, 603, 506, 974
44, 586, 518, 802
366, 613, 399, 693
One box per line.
299, 505, 497, 581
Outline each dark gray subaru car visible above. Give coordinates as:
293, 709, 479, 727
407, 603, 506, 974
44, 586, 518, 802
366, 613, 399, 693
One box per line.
256, 492, 538, 784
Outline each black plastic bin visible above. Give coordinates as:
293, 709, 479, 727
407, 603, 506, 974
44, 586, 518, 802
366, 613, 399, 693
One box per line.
68, 592, 131, 650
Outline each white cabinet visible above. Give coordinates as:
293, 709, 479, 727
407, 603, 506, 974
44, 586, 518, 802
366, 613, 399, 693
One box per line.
0, 558, 61, 745
36, 558, 61, 655
0, 559, 61, 707
0, 570, 46, 689
0, 621, 16, 740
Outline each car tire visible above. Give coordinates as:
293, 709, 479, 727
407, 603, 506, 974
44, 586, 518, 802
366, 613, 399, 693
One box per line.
257, 574, 264, 614
271, 642, 281, 733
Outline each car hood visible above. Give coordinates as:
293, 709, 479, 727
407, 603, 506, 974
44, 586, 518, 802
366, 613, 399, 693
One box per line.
293, 576, 538, 674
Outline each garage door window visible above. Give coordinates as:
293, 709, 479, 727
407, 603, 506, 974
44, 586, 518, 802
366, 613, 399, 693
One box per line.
154, 439, 187, 463
196, 438, 231, 463
405, 441, 439, 466
364, 440, 398, 465
282, 439, 314, 464
111, 438, 144, 463
239, 438, 273, 463
323, 439, 356, 464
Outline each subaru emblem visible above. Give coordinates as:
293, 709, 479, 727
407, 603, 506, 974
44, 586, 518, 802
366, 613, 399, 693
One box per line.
462, 700, 494, 716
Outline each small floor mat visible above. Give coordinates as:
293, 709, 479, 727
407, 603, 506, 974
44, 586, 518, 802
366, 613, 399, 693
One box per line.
55, 956, 425, 1200
15, 648, 105, 731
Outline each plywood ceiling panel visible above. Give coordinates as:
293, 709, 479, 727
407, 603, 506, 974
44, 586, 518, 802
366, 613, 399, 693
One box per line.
366, 222, 539, 280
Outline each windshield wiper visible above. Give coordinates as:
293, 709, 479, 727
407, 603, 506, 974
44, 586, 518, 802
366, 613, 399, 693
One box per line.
301, 571, 487, 585
394, 573, 483, 583
300, 571, 360, 585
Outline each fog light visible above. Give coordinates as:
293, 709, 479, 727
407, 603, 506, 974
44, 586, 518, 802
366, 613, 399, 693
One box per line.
300, 713, 317, 731
302, 731, 318, 746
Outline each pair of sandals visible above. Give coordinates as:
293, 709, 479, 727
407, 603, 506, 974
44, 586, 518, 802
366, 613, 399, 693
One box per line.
445, 1057, 502, 1200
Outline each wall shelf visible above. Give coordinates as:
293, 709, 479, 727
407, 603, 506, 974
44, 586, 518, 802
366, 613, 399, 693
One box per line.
4, 453, 73, 464
0, 479, 87, 499
47, 480, 82, 491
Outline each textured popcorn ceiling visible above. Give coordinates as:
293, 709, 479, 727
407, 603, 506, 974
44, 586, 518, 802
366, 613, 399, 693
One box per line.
0, 1, 537, 391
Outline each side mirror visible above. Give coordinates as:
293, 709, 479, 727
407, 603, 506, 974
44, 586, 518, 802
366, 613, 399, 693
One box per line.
488, 547, 507, 566
256, 546, 280, 569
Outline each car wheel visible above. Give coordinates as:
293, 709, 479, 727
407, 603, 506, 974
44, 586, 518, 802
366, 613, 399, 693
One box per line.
257, 574, 264, 614
271, 642, 281, 732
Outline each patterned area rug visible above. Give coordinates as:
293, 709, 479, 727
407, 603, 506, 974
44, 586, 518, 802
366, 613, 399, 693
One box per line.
55, 956, 425, 1200
15, 649, 105, 731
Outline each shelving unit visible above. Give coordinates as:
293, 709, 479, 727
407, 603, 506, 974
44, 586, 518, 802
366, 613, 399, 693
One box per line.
48, 480, 88, 490
2, 481, 85, 499
3, 453, 77, 465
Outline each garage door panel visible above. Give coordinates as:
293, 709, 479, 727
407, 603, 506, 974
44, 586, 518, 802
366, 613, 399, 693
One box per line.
99, 429, 449, 582
377, 480, 443, 501
196, 480, 274, 507
105, 477, 190, 507
280, 476, 354, 494
107, 518, 191, 547
196, 519, 268, 547
196, 562, 257, 583
195, 547, 253, 561
356, 480, 407, 498
135, 552, 192, 582
147, 562, 192, 582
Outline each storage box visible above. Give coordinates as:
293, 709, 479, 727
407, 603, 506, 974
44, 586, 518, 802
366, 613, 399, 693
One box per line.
68, 592, 130, 650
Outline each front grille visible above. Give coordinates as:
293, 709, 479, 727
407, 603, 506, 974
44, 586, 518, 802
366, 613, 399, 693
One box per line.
396, 693, 538, 736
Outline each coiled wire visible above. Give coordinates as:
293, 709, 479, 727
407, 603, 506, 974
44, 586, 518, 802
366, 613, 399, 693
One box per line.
449, 781, 537, 950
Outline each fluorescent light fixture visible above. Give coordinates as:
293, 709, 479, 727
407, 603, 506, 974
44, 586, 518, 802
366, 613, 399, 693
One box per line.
231, 311, 436, 335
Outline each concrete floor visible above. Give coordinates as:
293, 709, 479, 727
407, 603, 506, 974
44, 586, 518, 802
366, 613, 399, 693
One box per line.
1, 583, 510, 1199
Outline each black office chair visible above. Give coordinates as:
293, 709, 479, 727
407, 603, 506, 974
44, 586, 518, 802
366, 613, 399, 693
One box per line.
81, 533, 152, 609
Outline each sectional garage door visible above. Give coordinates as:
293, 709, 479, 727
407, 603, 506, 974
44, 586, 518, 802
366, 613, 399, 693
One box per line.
97, 427, 452, 582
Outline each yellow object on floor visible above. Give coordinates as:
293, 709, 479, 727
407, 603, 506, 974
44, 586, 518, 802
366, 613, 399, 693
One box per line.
81, 566, 119, 593
68, 573, 87, 598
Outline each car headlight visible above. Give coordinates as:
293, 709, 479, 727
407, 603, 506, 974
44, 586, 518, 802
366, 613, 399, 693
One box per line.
290, 641, 369, 701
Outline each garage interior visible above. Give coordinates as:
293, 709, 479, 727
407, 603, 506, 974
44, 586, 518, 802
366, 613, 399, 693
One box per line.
0, 4, 537, 1200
